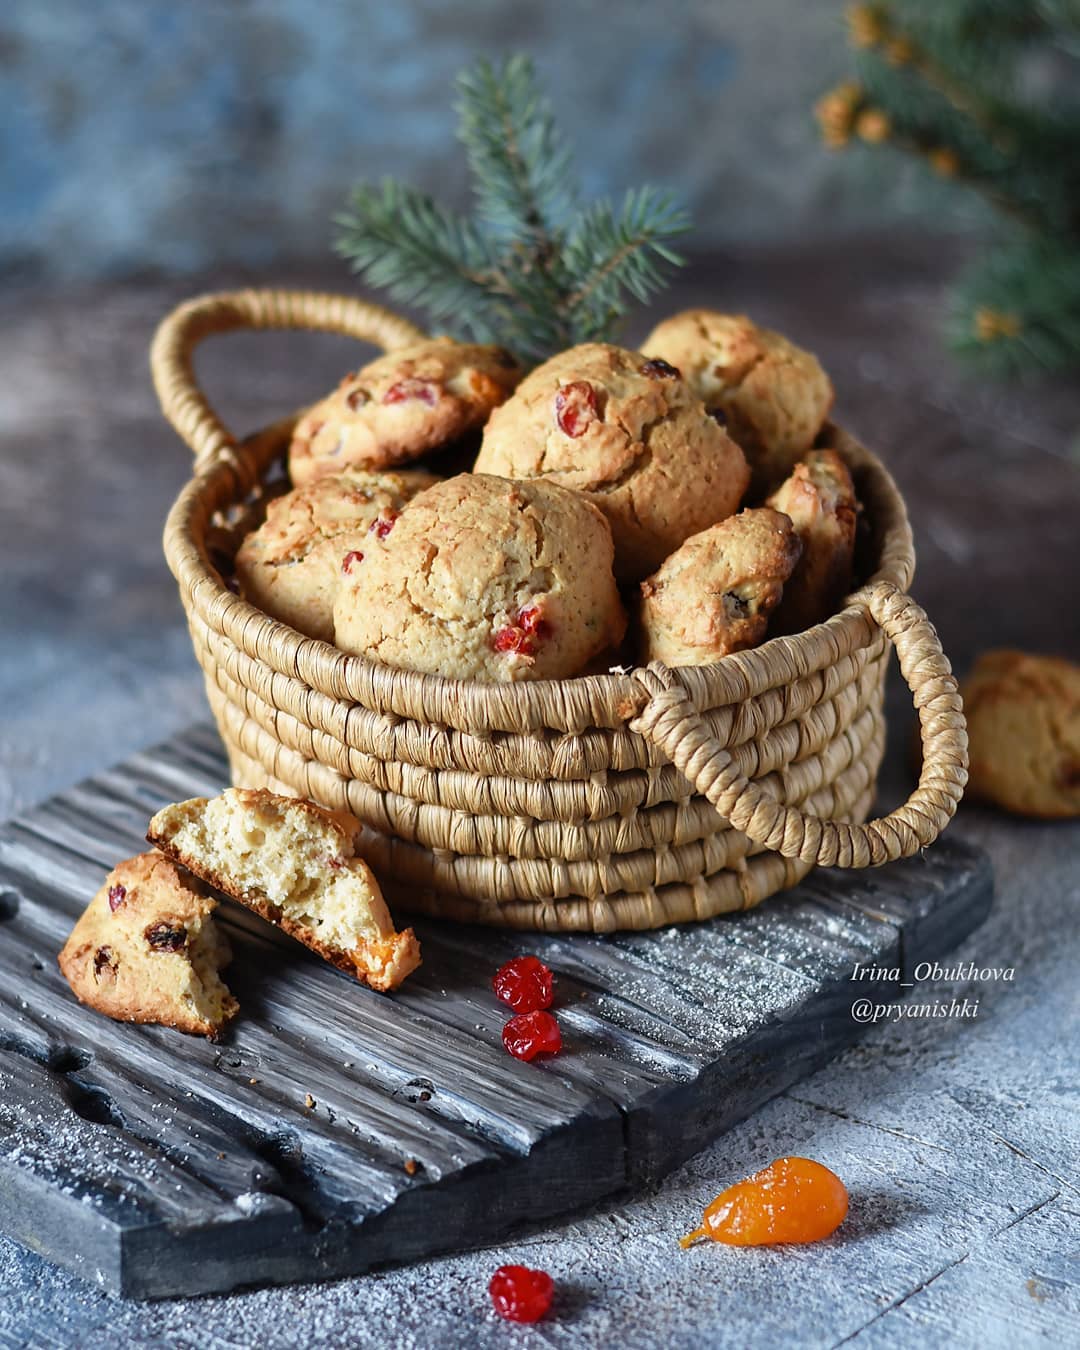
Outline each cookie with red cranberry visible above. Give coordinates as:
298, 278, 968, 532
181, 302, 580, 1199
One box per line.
235, 469, 439, 642
288, 339, 522, 483
766, 449, 857, 633
58, 851, 237, 1038
473, 343, 749, 581
333, 473, 626, 681
640, 310, 834, 494
638, 508, 802, 666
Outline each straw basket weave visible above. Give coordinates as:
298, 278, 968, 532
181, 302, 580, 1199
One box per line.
151, 289, 968, 933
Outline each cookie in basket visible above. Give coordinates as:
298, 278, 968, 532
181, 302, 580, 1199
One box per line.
58, 851, 238, 1038
333, 473, 627, 682
235, 468, 439, 642
148, 788, 421, 991
766, 449, 857, 633
959, 650, 1080, 819
640, 310, 833, 494
473, 342, 749, 581
638, 508, 802, 665
288, 338, 522, 483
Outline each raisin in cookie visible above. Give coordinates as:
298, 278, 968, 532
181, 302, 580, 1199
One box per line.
288, 339, 522, 483
473, 343, 749, 581
333, 473, 626, 682
638, 508, 802, 666
235, 469, 438, 642
149, 788, 420, 991
640, 310, 834, 494
58, 851, 237, 1038
766, 449, 857, 633
959, 651, 1080, 819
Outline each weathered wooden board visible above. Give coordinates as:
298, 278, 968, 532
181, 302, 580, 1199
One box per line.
0, 724, 992, 1299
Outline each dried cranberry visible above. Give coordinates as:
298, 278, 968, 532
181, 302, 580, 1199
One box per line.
145, 923, 187, 953
554, 381, 598, 437
383, 378, 438, 407
641, 357, 681, 380
489, 1265, 555, 1323
492, 604, 550, 657
346, 387, 369, 411
516, 604, 549, 639
107, 884, 127, 912
341, 550, 365, 574
370, 512, 397, 540
502, 1009, 562, 1061
493, 956, 553, 1013
93, 946, 115, 978
493, 625, 532, 655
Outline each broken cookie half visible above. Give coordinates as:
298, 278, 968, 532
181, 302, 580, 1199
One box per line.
147, 787, 421, 992
58, 850, 238, 1038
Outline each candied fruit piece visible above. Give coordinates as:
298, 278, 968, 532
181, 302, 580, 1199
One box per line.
554, 380, 598, 437
370, 513, 397, 540
502, 1009, 562, 1061
341, 550, 365, 574
383, 378, 438, 407
489, 1264, 554, 1323
493, 956, 554, 1013
679, 1156, 848, 1248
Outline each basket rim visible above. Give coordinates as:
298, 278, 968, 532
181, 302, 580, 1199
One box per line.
163, 420, 915, 735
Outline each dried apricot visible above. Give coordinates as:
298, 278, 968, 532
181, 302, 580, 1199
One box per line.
680, 1156, 848, 1248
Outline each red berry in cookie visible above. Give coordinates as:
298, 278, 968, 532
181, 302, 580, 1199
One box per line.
502, 1009, 562, 1061
554, 380, 598, 437
370, 512, 397, 540
382, 377, 439, 407
145, 922, 188, 953
341, 550, 365, 574
493, 956, 554, 1012
108, 884, 127, 912
489, 1264, 555, 1323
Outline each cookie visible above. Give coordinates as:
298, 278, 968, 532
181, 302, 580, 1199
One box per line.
235, 469, 439, 642
473, 342, 749, 581
58, 851, 237, 1038
638, 508, 802, 666
640, 310, 834, 494
333, 473, 627, 682
766, 449, 857, 633
288, 339, 522, 483
148, 788, 421, 991
959, 650, 1080, 819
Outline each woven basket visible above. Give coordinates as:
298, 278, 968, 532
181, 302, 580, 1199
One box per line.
151, 289, 968, 933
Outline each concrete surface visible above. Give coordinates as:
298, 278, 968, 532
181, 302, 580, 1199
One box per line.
0, 236, 1077, 1345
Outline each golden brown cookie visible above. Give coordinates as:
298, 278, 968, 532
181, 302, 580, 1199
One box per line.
58, 852, 237, 1038
288, 339, 522, 483
333, 473, 626, 682
473, 342, 749, 581
638, 508, 802, 666
235, 469, 439, 642
148, 788, 420, 991
640, 310, 834, 494
766, 449, 857, 633
959, 651, 1080, 819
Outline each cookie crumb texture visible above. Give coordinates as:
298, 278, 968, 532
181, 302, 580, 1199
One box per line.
474, 342, 750, 581
148, 788, 420, 990
333, 474, 627, 682
288, 339, 522, 483
639, 508, 802, 666
58, 851, 237, 1038
766, 449, 857, 633
641, 310, 833, 494
960, 650, 1080, 819
235, 469, 439, 642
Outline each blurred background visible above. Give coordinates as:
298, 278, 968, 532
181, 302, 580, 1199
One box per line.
1, 0, 978, 282
1, 0, 1077, 820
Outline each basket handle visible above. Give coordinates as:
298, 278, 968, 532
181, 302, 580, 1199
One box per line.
630, 581, 968, 868
150, 289, 428, 473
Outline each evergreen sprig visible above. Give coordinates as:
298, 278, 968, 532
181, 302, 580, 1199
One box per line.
334, 55, 690, 362
817, 1, 1080, 376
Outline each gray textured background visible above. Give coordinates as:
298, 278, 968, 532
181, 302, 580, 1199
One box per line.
1, 0, 982, 281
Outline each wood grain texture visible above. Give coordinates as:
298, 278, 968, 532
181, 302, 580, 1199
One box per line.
0, 724, 991, 1298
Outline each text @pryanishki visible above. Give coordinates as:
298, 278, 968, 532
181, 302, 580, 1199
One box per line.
848, 960, 1015, 1025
